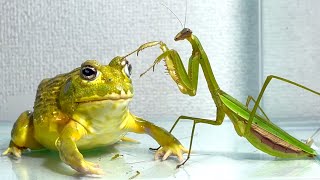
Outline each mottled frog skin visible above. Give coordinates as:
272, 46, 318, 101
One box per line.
3, 57, 187, 175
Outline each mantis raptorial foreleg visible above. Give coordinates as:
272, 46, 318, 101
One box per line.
137, 41, 200, 96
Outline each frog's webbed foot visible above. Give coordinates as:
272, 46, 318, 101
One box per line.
72, 160, 104, 175
154, 144, 188, 162
57, 140, 104, 175
2, 141, 23, 158
56, 121, 104, 175
121, 136, 140, 143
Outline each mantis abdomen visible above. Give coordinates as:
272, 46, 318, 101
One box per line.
221, 93, 317, 158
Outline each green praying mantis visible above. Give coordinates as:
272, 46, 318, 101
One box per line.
135, 27, 320, 168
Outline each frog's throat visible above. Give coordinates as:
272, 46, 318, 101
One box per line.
76, 90, 133, 103
72, 98, 131, 134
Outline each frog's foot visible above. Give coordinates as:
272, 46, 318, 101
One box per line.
121, 136, 140, 143
2, 143, 23, 158
61, 152, 104, 175
71, 160, 104, 175
154, 144, 189, 162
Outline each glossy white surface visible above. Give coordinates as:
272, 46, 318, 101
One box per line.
1, 120, 320, 180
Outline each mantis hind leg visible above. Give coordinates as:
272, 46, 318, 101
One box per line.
306, 128, 320, 146
246, 96, 270, 122
246, 75, 320, 135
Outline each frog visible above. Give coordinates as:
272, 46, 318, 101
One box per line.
2, 56, 188, 175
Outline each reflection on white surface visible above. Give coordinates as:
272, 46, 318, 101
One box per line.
1, 121, 320, 179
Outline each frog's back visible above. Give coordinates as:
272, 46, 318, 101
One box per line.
33, 69, 79, 148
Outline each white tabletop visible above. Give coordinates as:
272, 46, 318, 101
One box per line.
1, 120, 320, 180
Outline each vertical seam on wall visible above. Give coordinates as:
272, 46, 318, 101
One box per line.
258, 0, 264, 108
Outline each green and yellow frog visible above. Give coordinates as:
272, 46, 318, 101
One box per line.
2, 56, 187, 175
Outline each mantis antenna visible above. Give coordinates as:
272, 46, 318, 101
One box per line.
121, 1, 189, 61
160, 3, 183, 28
183, 0, 188, 28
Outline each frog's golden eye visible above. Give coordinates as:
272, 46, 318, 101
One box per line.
124, 62, 132, 78
80, 65, 98, 81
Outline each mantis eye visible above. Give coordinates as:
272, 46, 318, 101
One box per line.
124, 62, 132, 78
81, 65, 98, 81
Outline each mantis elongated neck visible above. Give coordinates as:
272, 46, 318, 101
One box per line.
187, 35, 221, 96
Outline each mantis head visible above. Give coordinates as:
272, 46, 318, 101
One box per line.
174, 28, 193, 41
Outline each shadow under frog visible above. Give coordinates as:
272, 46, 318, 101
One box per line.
8, 145, 121, 178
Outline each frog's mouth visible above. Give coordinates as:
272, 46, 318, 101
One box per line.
76, 90, 133, 104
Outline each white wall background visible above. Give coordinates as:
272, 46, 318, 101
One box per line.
0, 0, 259, 122
262, 0, 320, 122
1, 0, 319, 124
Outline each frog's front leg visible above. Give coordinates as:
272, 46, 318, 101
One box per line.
55, 120, 103, 175
2, 111, 43, 157
126, 115, 188, 161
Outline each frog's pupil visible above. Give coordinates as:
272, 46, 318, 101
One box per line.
82, 68, 95, 76
81, 66, 97, 80
128, 64, 132, 75
83, 68, 93, 76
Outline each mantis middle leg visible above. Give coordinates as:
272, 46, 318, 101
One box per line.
163, 115, 225, 168
138, 41, 200, 96
245, 96, 270, 122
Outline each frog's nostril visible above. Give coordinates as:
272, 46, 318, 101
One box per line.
103, 77, 112, 82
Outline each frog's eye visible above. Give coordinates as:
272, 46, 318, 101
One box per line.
81, 65, 98, 81
124, 62, 132, 78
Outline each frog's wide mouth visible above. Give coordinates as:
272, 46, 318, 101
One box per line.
76, 90, 133, 103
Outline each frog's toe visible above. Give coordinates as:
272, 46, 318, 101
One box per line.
154, 149, 165, 160
121, 136, 140, 143
73, 161, 104, 175
2, 146, 22, 158
2, 149, 10, 156
176, 151, 184, 162
162, 149, 172, 161
85, 161, 102, 170
161, 149, 183, 161
155, 144, 189, 162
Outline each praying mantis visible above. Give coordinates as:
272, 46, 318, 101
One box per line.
136, 27, 320, 168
